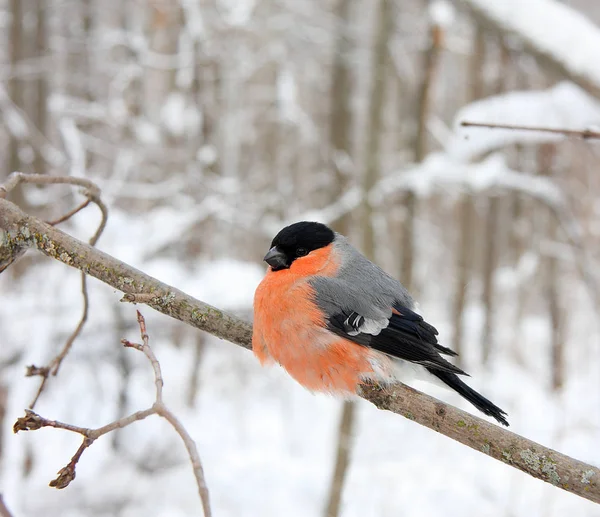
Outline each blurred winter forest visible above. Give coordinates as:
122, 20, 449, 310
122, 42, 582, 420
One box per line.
1, 0, 600, 516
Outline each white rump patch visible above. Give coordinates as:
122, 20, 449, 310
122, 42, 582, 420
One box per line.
349, 317, 389, 336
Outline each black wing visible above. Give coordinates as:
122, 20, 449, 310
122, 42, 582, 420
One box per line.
327, 302, 466, 376
328, 302, 510, 425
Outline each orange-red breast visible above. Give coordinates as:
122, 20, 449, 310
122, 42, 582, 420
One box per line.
253, 221, 508, 426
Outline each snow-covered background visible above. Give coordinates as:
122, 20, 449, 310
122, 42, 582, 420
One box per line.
1, 0, 600, 516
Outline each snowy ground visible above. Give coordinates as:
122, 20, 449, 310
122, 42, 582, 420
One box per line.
1, 206, 599, 517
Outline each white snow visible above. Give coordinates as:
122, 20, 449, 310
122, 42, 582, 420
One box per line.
0, 85, 29, 139
277, 66, 299, 123
429, 0, 455, 28
3, 0, 600, 513
197, 145, 218, 166
459, 0, 600, 90
217, 0, 257, 27
372, 153, 564, 208
134, 119, 162, 145
161, 92, 188, 137
58, 118, 86, 176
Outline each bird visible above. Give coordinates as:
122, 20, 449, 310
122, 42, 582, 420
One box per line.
252, 221, 509, 426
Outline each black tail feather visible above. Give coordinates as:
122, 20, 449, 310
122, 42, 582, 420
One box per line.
428, 370, 509, 427
433, 344, 458, 357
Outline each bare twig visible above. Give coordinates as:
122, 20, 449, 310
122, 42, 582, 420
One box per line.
0, 172, 97, 199
46, 198, 91, 226
1, 198, 599, 504
455, 0, 600, 100
49, 438, 93, 489
27, 273, 93, 409
460, 121, 600, 140
25, 366, 50, 410
154, 398, 211, 517
14, 311, 212, 517
0, 171, 108, 244
371, 159, 600, 315
0, 200, 252, 347
1, 173, 109, 408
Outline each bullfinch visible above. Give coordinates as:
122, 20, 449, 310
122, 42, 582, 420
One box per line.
253, 221, 509, 426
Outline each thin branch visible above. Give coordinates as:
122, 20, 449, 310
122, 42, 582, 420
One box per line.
123, 311, 163, 403
0, 173, 109, 408
1, 198, 598, 504
370, 157, 600, 314
154, 399, 211, 516
46, 198, 91, 226
13, 310, 212, 517
26, 273, 91, 409
52, 274, 90, 377
0, 172, 109, 246
25, 366, 50, 410
0, 172, 99, 200
460, 121, 600, 140
49, 438, 93, 489
28, 273, 93, 410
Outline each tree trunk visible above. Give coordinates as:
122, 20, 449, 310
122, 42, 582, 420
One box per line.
33, 0, 48, 176
328, 0, 354, 236
452, 26, 485, 364
8, 0, 24, 179
537, 143, 564, 391
362, 0, 392, 258
402, 19, 444, 294
143, 2, 181, 126
480, 38, 510, 365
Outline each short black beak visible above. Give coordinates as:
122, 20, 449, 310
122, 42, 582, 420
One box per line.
264, 246, 288, 270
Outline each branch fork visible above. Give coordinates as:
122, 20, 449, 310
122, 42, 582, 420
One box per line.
12, 311, 212, 517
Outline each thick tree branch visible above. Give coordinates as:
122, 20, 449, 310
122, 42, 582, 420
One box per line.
1, 197, 599, 504
0, 198, 252, 349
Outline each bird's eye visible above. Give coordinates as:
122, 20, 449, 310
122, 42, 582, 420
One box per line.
296, 247, 308, 257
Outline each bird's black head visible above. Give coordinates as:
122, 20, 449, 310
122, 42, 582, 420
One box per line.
264, 221, 335, 271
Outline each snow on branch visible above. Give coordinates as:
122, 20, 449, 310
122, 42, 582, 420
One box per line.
372, 151, 600, 311
1, 197, 599, 504
457, 0, 600, 99
371, 153, 564, 206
